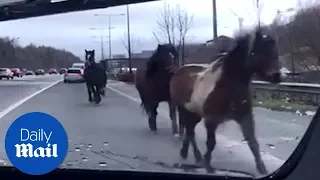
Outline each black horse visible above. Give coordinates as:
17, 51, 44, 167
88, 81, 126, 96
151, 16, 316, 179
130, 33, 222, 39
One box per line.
84, 49, 107, 104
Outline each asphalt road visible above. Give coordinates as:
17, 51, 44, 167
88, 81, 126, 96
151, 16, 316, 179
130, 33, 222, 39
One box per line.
0, 77, 314, 178
0, 74, 62, 113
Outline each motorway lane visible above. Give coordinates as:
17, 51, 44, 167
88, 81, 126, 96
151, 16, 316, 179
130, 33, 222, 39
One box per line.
106, 80, 313, 161
0, 81, 286, 178
0, 74, 62, 113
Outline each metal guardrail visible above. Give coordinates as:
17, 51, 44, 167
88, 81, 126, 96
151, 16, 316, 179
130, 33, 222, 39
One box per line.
107, 72, 320, 95
252, 81, 320, 95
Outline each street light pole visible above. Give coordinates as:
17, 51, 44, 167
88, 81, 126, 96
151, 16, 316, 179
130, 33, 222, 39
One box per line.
127, 4, 132, 74
229, 9, 244, 32
100, 29, 104, 60
108, 15, 112, 60
89, 28, 107, 61
212, 0, 218, 39
94, 13, 125, 72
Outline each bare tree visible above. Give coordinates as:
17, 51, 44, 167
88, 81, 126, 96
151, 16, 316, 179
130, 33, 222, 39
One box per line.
0, 36, 81, 69
153, 3, 193, 65
121, 33, 142, 55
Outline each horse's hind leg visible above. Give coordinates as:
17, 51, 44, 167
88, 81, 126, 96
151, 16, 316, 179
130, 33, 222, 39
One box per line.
237, 113, 268, 175
179, 107, 202, 163
168, 101, 178, 137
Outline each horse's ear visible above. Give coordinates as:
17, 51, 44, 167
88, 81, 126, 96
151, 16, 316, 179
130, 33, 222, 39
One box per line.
85, 49, 87, 53
93, 50, 95, 53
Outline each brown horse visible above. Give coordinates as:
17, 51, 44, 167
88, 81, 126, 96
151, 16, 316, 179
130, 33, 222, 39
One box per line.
169, 28, 281, 174
135, 44, 180, 136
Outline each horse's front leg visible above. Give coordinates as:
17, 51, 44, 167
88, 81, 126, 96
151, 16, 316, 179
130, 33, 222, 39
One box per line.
203, 119, 219, 173
146, 102, 159, 134
237, 112, 268, 175
93, 85, 101, 104
86, 83, 93, 102
168, 101, 178, 137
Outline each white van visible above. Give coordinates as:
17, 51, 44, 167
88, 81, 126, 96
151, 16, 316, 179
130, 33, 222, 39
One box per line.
72, 63, 85, 69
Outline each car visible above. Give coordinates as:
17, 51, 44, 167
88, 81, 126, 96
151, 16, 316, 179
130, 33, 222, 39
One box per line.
10, 68, 23, 77
48, 68, 58, 74
72, 63, 85, 70
24, 70, 34, 76
64, 68, 85, 83
35, 69, 45, 75
0, 68, 14, 80
59, 68, 67, 74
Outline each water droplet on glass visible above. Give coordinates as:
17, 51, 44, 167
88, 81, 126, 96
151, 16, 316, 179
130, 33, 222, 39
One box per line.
104, 142, 108, 146
267, 143, 275, 149
99, 162, 107, 167
80, 144, 84, 147
75, 147, 80, 152
88, 144, 92, 148
82, 157, 88, 162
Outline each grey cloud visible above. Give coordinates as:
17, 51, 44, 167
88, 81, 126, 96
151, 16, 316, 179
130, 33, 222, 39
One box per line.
0, 0, 303, 60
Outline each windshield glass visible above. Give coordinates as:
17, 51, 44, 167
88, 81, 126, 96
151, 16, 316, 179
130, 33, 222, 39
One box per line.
0, 0, 317, 178
73, 65, 84, 69
67, 69, 81, 73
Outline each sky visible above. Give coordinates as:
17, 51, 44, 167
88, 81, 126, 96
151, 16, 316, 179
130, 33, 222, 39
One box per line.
0, 0, 309, 61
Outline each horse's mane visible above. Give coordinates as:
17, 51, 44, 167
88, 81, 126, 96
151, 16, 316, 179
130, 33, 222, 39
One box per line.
206, 28, 258, 73
145, 44, 174, 78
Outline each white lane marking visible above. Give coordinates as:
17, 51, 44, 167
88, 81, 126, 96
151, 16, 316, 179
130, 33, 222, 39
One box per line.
106, 83, 285, 164
0, 79, 62, 119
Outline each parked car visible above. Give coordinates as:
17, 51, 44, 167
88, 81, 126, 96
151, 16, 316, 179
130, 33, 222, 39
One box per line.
0, 68, 14, 79
48, 68, 58, 74
25, 70, 34, 75
59, 68, 67, 74
64, 68, 84, 83
10, 68, 23, 77
35, 69, 45, 75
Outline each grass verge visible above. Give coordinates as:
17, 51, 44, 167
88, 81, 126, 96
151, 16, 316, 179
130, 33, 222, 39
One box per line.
253, 99, 317, 115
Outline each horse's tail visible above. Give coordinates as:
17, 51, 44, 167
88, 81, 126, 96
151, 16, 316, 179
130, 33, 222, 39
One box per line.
135, 84, 148, 114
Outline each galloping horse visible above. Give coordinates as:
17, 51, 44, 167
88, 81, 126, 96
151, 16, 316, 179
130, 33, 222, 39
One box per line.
169, 28, 281, 174
135, 44, 180, 136
83, 49, 107, 104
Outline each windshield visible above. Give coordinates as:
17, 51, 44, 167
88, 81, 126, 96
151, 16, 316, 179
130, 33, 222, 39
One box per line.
0, 0, 317, 178
73, 65, 84, 69
67, 69, 81, 73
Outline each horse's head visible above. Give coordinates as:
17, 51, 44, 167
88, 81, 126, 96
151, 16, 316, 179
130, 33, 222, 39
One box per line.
146, 43, 178, 78
246, 29, 281, 83
85, 49, 95, 67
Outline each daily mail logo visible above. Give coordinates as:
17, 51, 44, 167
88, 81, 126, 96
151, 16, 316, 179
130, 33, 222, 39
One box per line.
5, 112, 68, 175
15, 128, 58, 158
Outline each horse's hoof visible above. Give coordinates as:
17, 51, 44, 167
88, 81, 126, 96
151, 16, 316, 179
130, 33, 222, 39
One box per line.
180, 149, 188, 159
206, 166, 215, 174
173, 133, 180, 138
257, 164, 268, 175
